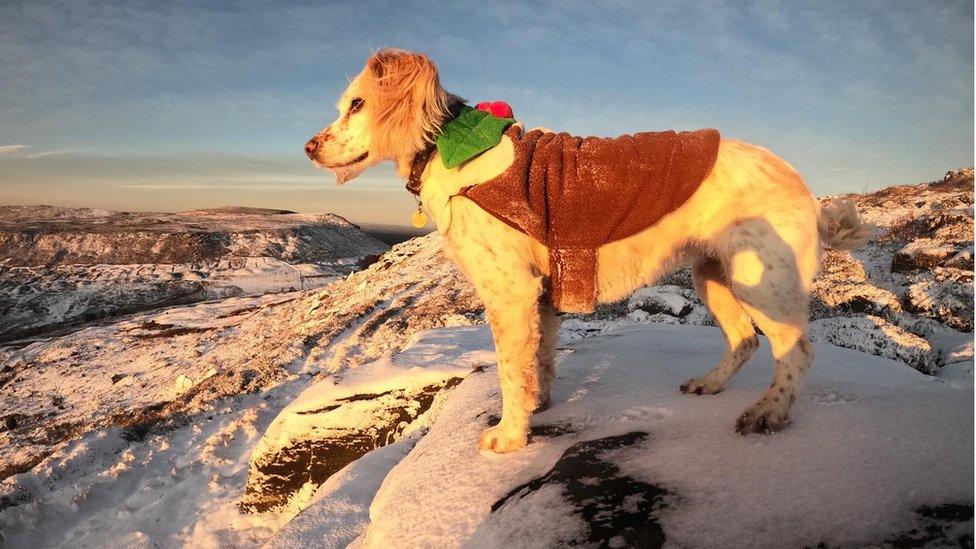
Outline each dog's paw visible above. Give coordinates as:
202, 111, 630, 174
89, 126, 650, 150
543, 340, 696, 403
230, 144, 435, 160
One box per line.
734, 398, 791, 435
679, 377, 724, 395
479, 425, 528, 453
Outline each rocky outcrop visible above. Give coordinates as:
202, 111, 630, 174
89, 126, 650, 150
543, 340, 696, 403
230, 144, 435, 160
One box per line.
0, 234, 482, 482
241, 368, 466, 513
903, 267, 974, 331
0, 168, 972, 547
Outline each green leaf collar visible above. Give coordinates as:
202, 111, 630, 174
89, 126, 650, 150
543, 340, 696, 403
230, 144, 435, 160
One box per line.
435, 106, 516, 169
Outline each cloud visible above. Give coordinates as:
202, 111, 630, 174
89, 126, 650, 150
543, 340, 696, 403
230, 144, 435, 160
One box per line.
0, 145, 81, 159
0, 145, 28, 155
24, 149, 75, 159
0, 0, 971, 202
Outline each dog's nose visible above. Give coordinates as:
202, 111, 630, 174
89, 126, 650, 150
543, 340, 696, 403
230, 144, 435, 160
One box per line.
304, 139, 319, 156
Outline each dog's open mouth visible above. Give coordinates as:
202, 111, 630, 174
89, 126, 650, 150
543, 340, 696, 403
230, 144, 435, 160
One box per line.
324, 151, 369, 169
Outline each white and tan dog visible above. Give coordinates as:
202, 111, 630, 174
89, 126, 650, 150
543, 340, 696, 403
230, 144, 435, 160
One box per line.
305, 49, 871, 453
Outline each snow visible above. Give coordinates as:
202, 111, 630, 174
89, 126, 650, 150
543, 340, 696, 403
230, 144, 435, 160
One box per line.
349, 324, 972, 548
263, 431, 421, 548
0, 326, 491, 548
0, 320, 971, 547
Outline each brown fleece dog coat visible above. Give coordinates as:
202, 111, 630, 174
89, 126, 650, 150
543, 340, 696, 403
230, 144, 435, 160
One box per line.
422, 126, 720, 313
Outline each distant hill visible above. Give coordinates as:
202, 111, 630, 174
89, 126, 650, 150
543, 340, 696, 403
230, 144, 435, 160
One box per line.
0, 205, 388, 265
0, 206, 389, 341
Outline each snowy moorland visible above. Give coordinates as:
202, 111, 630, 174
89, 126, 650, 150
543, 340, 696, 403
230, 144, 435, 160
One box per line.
0, 206, 388, 341
0, 170, 972, 547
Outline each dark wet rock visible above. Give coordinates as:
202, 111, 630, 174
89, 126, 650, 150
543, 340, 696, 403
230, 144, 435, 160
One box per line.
0, 413, 20, 431
879, 503, 973, 548
489, 432, 669, 548
484, 414, 576, 439
241, 376, 463, 513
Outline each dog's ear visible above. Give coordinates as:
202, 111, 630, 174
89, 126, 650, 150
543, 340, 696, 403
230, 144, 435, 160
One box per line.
366, 49, 436, 90
363, 49, 450, 176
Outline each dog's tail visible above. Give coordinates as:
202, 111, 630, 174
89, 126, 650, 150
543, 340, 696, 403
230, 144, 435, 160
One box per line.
817, 199, 874, 250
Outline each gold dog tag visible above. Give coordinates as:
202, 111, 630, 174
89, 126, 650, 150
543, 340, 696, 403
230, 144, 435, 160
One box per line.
411, 209, 427, 228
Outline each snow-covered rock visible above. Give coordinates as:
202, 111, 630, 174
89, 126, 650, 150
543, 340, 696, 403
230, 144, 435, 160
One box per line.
892, 238, 960, 272
0, 323, 970, 547
241, 365, 468, 513
808, 315, 936, 373
0, 234, 481, 487
811, 249, 903, 317
347, 324, 972, 548
627, 285, 697, 317
903, 267, 974, 331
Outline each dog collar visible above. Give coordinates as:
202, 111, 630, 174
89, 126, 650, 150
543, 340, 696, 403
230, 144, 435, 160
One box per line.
406, 144, 436, 197
405, 101, 465, 197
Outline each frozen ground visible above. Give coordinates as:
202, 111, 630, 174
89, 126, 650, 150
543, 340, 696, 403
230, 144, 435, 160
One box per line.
0, 234, 482, 488
350, 325, 972, 548
0, 324, 970, 547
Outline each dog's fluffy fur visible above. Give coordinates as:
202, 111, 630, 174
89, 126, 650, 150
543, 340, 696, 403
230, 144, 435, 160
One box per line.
306, 49, 872, 453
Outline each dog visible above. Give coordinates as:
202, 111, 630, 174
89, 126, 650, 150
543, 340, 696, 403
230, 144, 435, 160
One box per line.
305, 49, 872, 453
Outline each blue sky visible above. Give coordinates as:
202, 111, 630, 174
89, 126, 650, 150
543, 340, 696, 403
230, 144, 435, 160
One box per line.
0, 0, 972, 228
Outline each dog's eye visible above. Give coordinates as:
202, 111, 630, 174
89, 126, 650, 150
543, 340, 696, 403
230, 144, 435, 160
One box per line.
348, 98, 364, 114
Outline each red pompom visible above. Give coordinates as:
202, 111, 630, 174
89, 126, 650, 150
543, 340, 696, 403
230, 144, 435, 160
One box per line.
475, 100, 514, 119
489, 101, 513, 118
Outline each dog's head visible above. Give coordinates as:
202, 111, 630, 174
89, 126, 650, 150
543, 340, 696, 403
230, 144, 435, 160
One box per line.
304, 49, 457, 184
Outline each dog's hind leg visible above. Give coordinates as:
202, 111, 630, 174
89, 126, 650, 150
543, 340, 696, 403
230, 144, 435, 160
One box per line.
718, 216, 819, 434
680, 258, 759, 395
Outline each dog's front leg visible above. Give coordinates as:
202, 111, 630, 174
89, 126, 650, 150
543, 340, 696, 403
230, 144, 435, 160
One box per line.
480, 290, 546, 453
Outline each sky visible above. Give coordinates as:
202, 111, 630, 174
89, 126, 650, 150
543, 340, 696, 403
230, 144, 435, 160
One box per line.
0, 0, 972, 229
